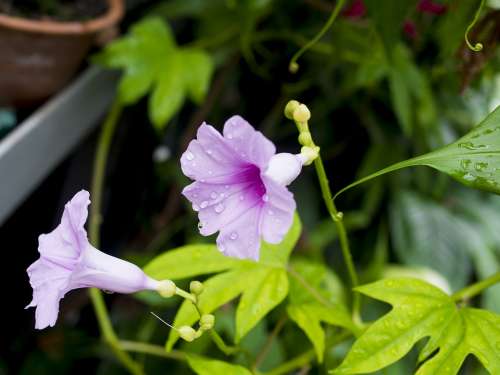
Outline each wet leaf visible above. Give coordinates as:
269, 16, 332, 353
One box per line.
332, 278, 500, 375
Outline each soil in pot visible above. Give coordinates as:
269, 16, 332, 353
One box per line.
0, 0, 108, 21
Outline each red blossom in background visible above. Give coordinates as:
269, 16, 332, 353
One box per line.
342, 0, 366, 19
417, 0, 447, 15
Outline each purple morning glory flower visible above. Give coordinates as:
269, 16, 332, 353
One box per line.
26, 190, 161, 329
181, 116, 305, 260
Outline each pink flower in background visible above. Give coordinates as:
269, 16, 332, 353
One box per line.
26, 190, 160, 329
181, 116, 304, 260
343, 0, 366, 19
403, 20, 417, 39
417, 0, 447, 15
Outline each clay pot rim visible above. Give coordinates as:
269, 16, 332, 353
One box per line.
0, 0, 124, 35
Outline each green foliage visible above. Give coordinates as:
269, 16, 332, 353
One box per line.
144, 215, 301, 350
335, 106, 500, 198
287, 259, 353, 362
333, 278, 500, 374
186, 354, 252, 375
94, 18, 214, 131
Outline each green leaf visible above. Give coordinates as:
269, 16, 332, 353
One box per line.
335, 106, 500, 198
186, 354, 252, 375
157, 215, 302, 349
236, 267, 288, 342
332, 278, 500, 375
94, 17, 214, 131
389, 191, 472, 290
287, 259, 353, 362
144, 244, 240, 280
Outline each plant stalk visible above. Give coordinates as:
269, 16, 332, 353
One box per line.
451, 271, 500, 302
88, 99, 143, 375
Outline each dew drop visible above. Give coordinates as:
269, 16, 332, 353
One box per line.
463, 172, 476, 182
193, 193, 198, 198
219, 243, 226, 252
225, 185, 230, 189
214, 203, 225, 213
262, 194, 269, 202
268, 210, 274, 215
185, 151, 194, 161
200, 178, 206, 183
460, 159, 471, 170
239, 195, 244, 201
192, 162, 197, 167
206, 149, 213, 155
192, 204, 200, 212
200, 201, 209, 209
230, 232, 238, 240
208, 170, 213, 175
241, 153, 247, 158
227, 133, 233, 139
220, 193, 225, 198
210, 191, 218, 199
474, 162, 488, 172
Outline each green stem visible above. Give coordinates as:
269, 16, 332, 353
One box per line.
451, 271, 500, 302
314, 156, 361, 323
289, 0, 347, 72
252, 316, 288, 372
88, 99, 143, 375
120, 341, 187, 361
209, 330, 241, 356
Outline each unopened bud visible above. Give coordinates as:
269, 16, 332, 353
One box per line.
157, 280, 176, 298
289, 61, 299, 73
200, 314, 215, 330
298, 131, 313, 146
284, 100, 300, 119
293, 104, 311, 123
189, 281, 204, 295
300, 146, 320, 166
178, 326, 197, 342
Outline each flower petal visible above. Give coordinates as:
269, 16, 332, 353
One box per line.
38, 190, 90, 268
223, 116, 276, 169
181, 123, 244, 184
216, 205, 262, 260
260, 176, 296, 244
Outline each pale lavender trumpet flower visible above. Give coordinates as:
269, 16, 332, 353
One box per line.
181, 116, 305, 260
26, 190, 162, 329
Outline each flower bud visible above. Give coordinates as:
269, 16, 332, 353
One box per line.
157, 280, 176, 298
289, 61, 299, 73
178, 326, 197, 342
284, 100, 300, 120
300, 146, 320, 166
298, 131, 313, 146
293, 104, 311, 123
200, 314, 215, 330
189, 280, 204, 295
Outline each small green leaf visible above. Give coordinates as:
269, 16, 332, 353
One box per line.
144, 244, 240, 281
186, 354, 252, 375
180, 49, 215, 103
332, 278, 500, 375
335, 106, 500, 198
236, 267, 288, 342
95, 17, 214, 131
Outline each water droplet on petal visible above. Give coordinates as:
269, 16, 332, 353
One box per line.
200, 201, 209, 209
185, 152, 195, 161
227, 133, 233, 139
230, 232, 238, 240
219, 243, 226, 252
210, 192, 218, 199
214, 203, 225, 213
193, 193, 198, 198
239, 195, 244, 201
208, 170, 213, 175
225, 185, 230, 189
262, 194, 269, 202
192, 162, 197, 167
268, 209, 274, 215
192, 204, 200, 212
220, 193, 225, 198
200, 178, 206, 183
206, 149, 213, 155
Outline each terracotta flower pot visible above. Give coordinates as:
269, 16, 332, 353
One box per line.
0, 0, 124, 107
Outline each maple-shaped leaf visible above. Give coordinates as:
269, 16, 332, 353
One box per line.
332, 278, 500, 375
144, 215, 301, 349
94, 17, 214, 131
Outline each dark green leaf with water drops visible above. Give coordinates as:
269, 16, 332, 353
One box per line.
335, 106, 500, 198
332, 278, 500, 375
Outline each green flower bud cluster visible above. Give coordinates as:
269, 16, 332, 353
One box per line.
284, 100, 320, 166
155, 280, 216, 342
